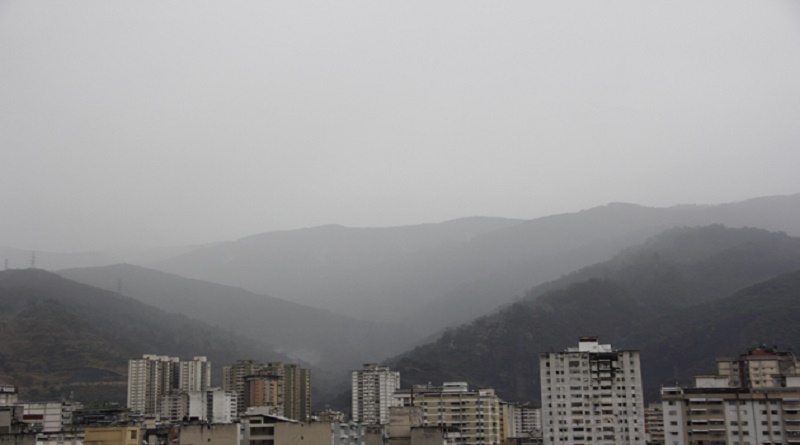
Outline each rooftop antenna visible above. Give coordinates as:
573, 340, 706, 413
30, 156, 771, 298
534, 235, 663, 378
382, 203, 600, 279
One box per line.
30, 251, 36, 269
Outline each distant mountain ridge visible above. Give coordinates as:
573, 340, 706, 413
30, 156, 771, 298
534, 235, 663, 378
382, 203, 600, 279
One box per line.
152, 194, 800, 331
387, 225, 800, 404
58, 264, 416, 369
0, 269, 285, 402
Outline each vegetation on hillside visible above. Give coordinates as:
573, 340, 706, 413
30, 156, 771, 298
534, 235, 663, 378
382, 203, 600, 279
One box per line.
388, 226, 800, 404
0, 269, 285, 402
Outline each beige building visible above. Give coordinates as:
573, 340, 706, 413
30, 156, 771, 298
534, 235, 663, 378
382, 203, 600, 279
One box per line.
644, 403, 664, 445
84, 426, 141, 445
388, 406, 452, 445
662, 346, 800, 445
266, 362, 312, 422
245, 371, 281, 414
224, 360, 264, 415
241, 413, 331, 445
180, 422, 243, 445
224, 361, 312, 421
395, 382, 502, 445
539, 337, 645, 445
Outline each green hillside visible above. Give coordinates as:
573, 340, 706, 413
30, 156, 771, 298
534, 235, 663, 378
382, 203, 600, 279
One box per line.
388, 226, 800, 404
0, 269, 285, 402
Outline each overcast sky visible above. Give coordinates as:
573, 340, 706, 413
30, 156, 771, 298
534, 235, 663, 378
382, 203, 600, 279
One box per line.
1, 1, 799, 252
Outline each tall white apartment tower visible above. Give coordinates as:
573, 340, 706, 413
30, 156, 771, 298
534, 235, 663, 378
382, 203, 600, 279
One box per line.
127, 354, 211, 415
352, 363, 400, 425
540, 337, 645, 445
179, 356, 211, 392
128, 354, 180, 414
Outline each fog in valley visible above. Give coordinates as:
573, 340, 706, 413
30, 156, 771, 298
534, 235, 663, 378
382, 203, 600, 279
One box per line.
2, 1, 800, 407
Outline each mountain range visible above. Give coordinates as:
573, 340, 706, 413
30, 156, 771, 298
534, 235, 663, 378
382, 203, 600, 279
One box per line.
2, 194, 800, 411
387, 225, 800, 404
151, 194, 800, 332
0, 269, 285, 402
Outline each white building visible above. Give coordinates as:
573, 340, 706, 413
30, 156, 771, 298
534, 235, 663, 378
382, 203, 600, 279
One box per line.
504, 403, 541, 438
161, 387, 237, 423
191, 388, 237, 424
352, 363, 400, 425
661, 346, 800, 445
179, 356, 211, 393
127, 354, 210, 415
540, 337, 645, 445
0, 382, 18, 406
22, 402, 81, 434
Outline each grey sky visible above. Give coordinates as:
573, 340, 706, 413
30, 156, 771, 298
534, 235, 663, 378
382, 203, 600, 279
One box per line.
1, 1, 799, 252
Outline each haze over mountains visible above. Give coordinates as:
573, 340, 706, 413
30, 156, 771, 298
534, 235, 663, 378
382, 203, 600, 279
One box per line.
57, 264, 414, 370
4, 194, 800, 333
2, 194, 800, 410
0, 268, 285, 402
150, 194, 800, 328
388, 225, 800, 404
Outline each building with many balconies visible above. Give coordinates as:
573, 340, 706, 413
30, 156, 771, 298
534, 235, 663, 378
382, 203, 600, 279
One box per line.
539, 337, 645, 445
661, 345, 800, 445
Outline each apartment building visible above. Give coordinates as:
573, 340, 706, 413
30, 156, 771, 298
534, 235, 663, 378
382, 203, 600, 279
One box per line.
223, 360, 312, 421
661, 346, 800, 445
539, 337, 645, 445
266, 362, 312, 422
127, 355, 210, 415
160, 388, 237, 423
352, 364, 401, 425
644, 403, 664, 445
223, 360, 263, 415
502, 402, 541, 439
395, 382, 502, 445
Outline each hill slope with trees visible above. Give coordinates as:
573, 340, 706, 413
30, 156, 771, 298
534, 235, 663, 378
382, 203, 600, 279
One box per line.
388, 226, 800, 404
0, 269, 284, 402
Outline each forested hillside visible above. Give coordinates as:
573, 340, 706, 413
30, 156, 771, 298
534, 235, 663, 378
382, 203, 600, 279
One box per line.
388, 226, 800, 404
0, 269, 284, 402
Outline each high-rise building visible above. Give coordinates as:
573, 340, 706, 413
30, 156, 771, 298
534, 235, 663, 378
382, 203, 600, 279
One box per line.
223, 360, 311, 421
352, 363, 401, 425
179, 356, 211, 393
127, 355, 210, 415
394, 382, 502, 445
644, 403, 664, 445
223, 360, 263, 415
244, 371, 281, 415
504, 402, 541, 439
661, 345, 800, 445
539, 337, 645, 445
267, 362, 312, 422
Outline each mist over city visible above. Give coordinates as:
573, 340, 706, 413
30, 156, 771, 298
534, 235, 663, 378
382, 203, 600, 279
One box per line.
1, 2, 800, 445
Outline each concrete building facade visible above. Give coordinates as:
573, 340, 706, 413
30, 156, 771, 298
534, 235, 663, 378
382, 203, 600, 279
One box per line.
539, 337, 645, 445
127, 355, 210, 415
223, 360, 311, 421
661, 346, 800, 445
396, 382, 502, 445
224, 360, 263, 416
352, 364, 401, 426
266, 362, 312, 422
160, 388, 237, 423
